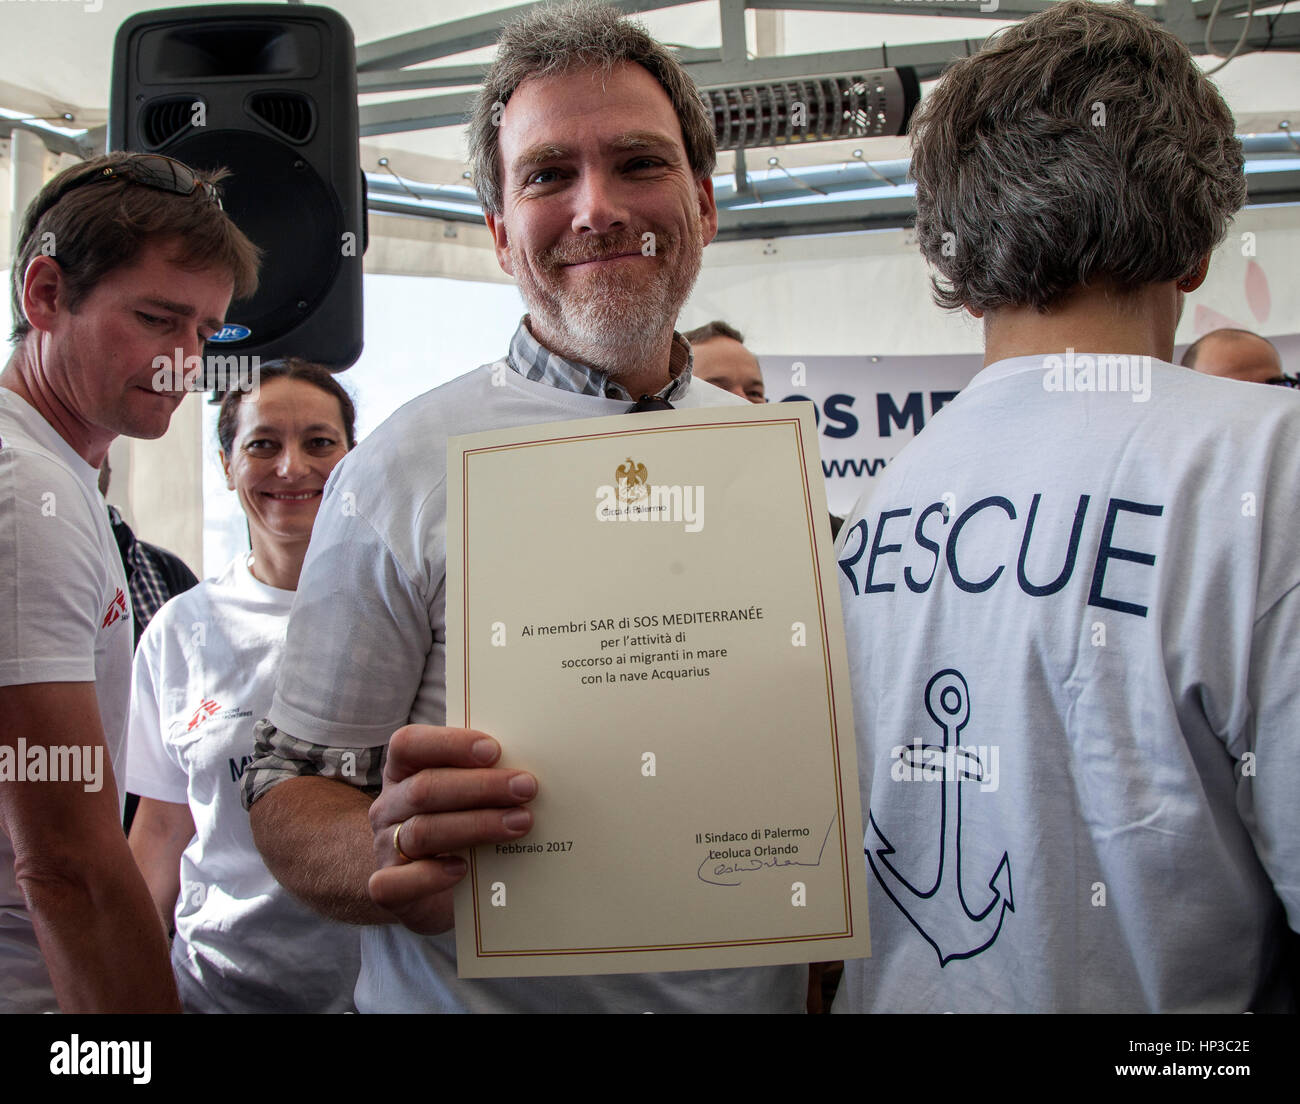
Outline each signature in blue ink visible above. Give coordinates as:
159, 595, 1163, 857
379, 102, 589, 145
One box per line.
696, 816, 836, 886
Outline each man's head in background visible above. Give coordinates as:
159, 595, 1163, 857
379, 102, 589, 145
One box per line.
684, 320, 766, 403
6, 152, 259, 458
1180, 328, 1287, 385
467, 0, 718, 379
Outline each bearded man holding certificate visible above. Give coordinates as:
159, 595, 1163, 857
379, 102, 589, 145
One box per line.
241, 0, 815, 1013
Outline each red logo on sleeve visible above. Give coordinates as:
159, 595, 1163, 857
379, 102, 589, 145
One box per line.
186, 698, 222, 732
101, 588, 128, 628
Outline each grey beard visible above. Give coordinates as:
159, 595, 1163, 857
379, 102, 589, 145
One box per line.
515, 223, 705, 379
549, 282, 680, 377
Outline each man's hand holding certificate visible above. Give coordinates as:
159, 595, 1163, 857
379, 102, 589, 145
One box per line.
447, 402, 870, 977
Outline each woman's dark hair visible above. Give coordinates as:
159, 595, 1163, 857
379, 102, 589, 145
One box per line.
217, 357, 357, 458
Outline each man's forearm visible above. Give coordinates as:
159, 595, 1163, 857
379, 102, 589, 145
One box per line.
20, 840, 180, 1013
249, 775, 393, 925
128, 797, 194, 934
3, 682, 181, 1012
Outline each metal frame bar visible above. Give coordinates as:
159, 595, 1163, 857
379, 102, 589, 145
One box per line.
0, 118, 92, 159
353, 0, 1300, 135
716, 196, 915, 238
686, 43, 975, 83
719, 0, 750, 63
359, 91, 477, 137
358, 64, 488, 93
356, 0, 685, 71
1244, 167, 1300, 205
364, 153, 1300, 236
751, 1, 1055, 18
1160, 0, 1300, 51
258, 0, 1300, 236
10, 1, 1299, 244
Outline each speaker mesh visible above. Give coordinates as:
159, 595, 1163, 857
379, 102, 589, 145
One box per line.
141, 96, 201, 149
168, 129, 341, 345
248, 91, 315, 144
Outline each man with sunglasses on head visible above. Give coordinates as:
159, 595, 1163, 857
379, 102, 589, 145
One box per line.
0, 151, 259, 1012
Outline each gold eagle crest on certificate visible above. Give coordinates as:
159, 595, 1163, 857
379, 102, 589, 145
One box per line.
615, 457, 649, 504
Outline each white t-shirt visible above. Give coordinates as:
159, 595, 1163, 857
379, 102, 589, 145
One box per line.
832, 355, 1300, 1013
127, 555, 360, 1012
268, 363, 808, 1012
0, 387, 133, 1013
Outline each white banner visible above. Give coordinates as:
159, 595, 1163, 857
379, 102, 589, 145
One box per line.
760, 353, 984, 517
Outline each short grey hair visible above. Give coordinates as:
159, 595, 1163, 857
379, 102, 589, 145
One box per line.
683, 319, 744, 346
909, 0, 1246, 313
467, 0, 717, 215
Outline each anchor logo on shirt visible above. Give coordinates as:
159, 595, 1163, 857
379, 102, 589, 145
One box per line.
867, 669, 1014, 966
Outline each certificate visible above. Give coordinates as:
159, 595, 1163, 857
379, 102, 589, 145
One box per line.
448, 402, 870, 977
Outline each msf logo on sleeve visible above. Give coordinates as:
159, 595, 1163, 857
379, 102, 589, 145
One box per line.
101, 588, 128, 628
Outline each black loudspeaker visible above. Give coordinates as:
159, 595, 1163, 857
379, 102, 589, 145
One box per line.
110, 4, 365, 370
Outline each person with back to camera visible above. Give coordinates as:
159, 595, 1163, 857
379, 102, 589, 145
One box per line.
126, 358, 362, 1012
834, 0, 1299, 1012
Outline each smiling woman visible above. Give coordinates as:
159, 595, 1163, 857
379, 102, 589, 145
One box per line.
215, 360, 356, 590
124, 358, 363, 1013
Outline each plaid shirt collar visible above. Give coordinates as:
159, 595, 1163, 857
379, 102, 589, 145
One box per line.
506, 316, 694, 403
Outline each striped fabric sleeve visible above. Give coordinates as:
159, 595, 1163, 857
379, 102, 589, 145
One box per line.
240, 717, 385, 809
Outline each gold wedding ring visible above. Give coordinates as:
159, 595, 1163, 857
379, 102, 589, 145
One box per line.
393, 819, 414, 864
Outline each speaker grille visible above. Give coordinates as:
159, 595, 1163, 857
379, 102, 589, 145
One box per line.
702, 72, 909, 150
168, 129, 341, 347
248, 91, 315, 143
140, 96, 201, 149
